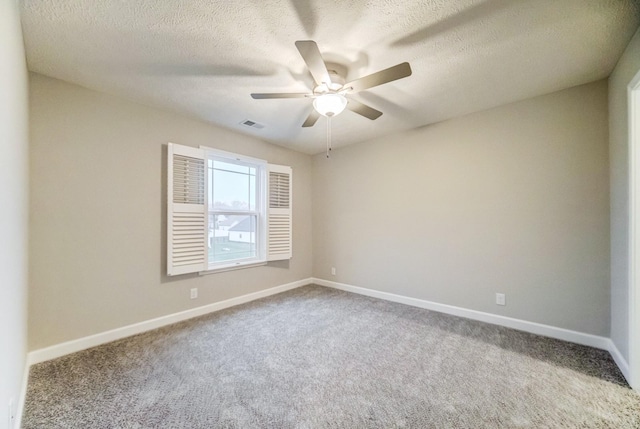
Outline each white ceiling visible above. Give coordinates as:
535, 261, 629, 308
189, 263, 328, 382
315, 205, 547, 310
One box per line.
20, 0, 640, 154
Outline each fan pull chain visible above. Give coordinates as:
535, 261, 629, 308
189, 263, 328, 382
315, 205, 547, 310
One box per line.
326, 115, 331, 158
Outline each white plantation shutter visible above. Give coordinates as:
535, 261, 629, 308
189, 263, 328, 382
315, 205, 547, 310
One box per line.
267, 164, 292, 261
167, 143, 207, 275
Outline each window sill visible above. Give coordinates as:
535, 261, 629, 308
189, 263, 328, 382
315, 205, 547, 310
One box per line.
199, 260, 267, 275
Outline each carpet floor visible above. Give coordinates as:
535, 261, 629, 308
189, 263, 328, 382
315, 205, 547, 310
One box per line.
23, 285, 640, 428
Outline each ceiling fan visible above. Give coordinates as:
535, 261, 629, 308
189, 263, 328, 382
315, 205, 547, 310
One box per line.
251, 40, 412, 127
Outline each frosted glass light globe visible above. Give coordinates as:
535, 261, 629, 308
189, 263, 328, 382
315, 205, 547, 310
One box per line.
313, 93, 348, 117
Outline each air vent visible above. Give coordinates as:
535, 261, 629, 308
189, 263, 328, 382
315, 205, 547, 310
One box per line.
240, 119, 265, 129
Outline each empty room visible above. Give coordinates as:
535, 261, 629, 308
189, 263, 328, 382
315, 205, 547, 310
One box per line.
3, 0, 640, 427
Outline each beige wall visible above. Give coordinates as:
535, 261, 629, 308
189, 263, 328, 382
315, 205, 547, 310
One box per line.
28, 73, 313, 350
313, 80, 610, 336
609, 27, 640, 363
28, 71, 614, 350
1, 0, 29, 425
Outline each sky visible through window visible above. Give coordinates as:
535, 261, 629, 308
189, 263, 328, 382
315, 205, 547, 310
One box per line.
208, 159, 256, 211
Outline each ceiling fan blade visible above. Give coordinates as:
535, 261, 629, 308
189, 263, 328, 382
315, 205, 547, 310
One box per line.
301, 109, 320, 127
344, 62, 412, 93
251, 93, 309, 99
295, 40, 332, 86
347, 99, 383, 120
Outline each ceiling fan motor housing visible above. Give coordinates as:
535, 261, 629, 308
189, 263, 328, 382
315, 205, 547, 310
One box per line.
314, 65, 346, 94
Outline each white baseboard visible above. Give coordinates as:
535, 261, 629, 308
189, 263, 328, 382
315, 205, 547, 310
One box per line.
607, 339, 631, 383
27, 278, 313, 365
313, 278, 611, 351
23, 277, 631, 389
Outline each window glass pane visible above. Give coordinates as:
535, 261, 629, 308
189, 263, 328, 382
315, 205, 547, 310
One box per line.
211, 160, 256, 211
249, 174, 256, 211
214, 160, 250, 175
208, 214, 257, 263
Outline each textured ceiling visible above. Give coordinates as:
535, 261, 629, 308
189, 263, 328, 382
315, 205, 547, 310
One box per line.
20, 0, 640, 154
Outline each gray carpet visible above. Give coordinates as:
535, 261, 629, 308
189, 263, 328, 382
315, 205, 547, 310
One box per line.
23, 285, 640, 428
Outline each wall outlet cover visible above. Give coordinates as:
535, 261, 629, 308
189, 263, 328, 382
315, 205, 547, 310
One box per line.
9, 398, 15, 426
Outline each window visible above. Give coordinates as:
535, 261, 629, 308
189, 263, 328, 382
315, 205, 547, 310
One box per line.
167, 143, 292, 276
207, 151, 264, 269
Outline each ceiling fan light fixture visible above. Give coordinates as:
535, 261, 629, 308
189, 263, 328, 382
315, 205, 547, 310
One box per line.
313, 93, 348, 117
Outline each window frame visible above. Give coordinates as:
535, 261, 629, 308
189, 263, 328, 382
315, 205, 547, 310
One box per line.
167, 142, 292, 277
202, 147, 267, 273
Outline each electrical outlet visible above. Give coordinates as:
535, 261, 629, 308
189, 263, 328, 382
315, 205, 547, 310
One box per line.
8, 398, 15, 427
496, 293, 506, 306
331, 267, 336, 276
190, 288, 198, 299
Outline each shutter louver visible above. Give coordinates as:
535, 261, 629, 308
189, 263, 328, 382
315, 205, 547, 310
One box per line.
267, 165, 292, 261
173, 155, 205, 205
167, 143, 207, 275
269, 172, 290, 208
171, 212, 205, 266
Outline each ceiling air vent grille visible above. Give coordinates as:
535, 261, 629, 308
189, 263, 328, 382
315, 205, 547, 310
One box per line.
240, 119, 265, 129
